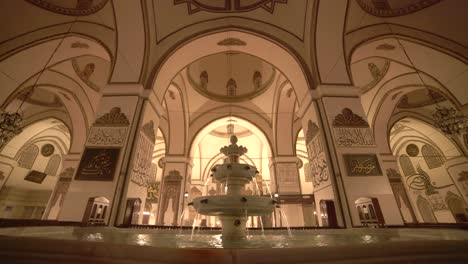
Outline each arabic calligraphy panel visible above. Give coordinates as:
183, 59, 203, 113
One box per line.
333, 127, 376, 147
87, 127, 128, 147
75, 148, 120, 181
343, 154, 382, 176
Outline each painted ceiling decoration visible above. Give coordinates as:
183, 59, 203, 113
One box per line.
72, 59, 100, 92
71, 42, 90, 49
397, 89, 446, 109
174, 0, 288, 14
357, 0, 442, 17
187, 52, 276, 102
17, 87, 63, 108
360, 59, 390, 94
217, 38, 247, 46
25, 0, 109, 16
376, 43, 396, 50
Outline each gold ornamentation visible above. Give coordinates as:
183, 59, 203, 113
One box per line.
343, 154, 383, 176
75, 148, 120, 181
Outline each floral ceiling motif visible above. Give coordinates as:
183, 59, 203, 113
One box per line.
397, 89, 446, 109
174, 0, 288, 14
25, 0, 109, 16
357, 0, 442, 17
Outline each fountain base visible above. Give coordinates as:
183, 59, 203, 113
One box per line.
220, 216, 247, 240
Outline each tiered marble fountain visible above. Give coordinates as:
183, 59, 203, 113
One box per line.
190, 135, 275, 240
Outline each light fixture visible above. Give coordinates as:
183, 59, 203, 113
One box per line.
0, 111, 24, 144
385, 23, 468, 136
432, 104, 468, 135
0, 17, 77, 145
184, 191, 189, 199
273, 193, 279, 198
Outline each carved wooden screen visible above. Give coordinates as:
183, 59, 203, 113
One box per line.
18, 144, 39, 169
45, 154, 61, 176
399, 155, 415, 176
421, 144, 444, 169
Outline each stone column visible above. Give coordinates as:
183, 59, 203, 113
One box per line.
271, 156, 302, 195
42, 154, 81, 220
313, 85, 403, 226
380, 154, 417, 223
58, 84, 149, 225
157, 156, 190, 226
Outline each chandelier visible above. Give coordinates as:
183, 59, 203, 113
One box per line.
385, 23, 468, 136
432, 106, 468, 135
0, 17, 78, 145
0, 111, 23, 144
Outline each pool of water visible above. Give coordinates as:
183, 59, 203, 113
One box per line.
1, 227, 467, 249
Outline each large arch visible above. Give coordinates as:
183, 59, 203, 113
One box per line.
149, 30, 313, 106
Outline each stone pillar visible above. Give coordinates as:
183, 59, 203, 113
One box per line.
43, 154, 81, 220
58, 84, 149, 225
380, 154, 417, 224
157, 156, 190, 226
271, 156, 301, 195
313, 85, 403, 226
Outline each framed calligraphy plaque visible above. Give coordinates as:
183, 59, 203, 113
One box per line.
343, 154, 382, 176
24, 170, 47, 184
75, 148, 120, 181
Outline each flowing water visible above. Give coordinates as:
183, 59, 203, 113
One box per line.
1, 226, 467, 249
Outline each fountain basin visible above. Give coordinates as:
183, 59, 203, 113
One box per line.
211, 163, 257, 185
191, 195, 275, 216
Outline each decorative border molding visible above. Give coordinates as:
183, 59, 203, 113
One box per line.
25, 0, 110, 16
356, 0, 442, 17
174, 0, 288, 14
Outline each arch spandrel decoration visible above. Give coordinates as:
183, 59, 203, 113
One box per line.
356, 0, 442, 17
17, 144, 39, 169
174, 0, 288, 14
25, 0, 109, 16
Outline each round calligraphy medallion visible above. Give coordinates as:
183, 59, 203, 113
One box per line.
41, 144, 55, 157
406, 144, 419, 157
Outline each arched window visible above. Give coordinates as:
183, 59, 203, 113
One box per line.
421, 144, 444, 169
18, 144, 39, 169
45, 154, 61, 176
399, 155, 415, 176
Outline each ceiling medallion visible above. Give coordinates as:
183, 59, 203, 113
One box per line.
26, 0, 109, 16
174, 0, 288, 14
41, 144, 55, 157
357, 0, 441, 17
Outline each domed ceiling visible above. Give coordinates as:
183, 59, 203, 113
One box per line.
187, 52, 276, 102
